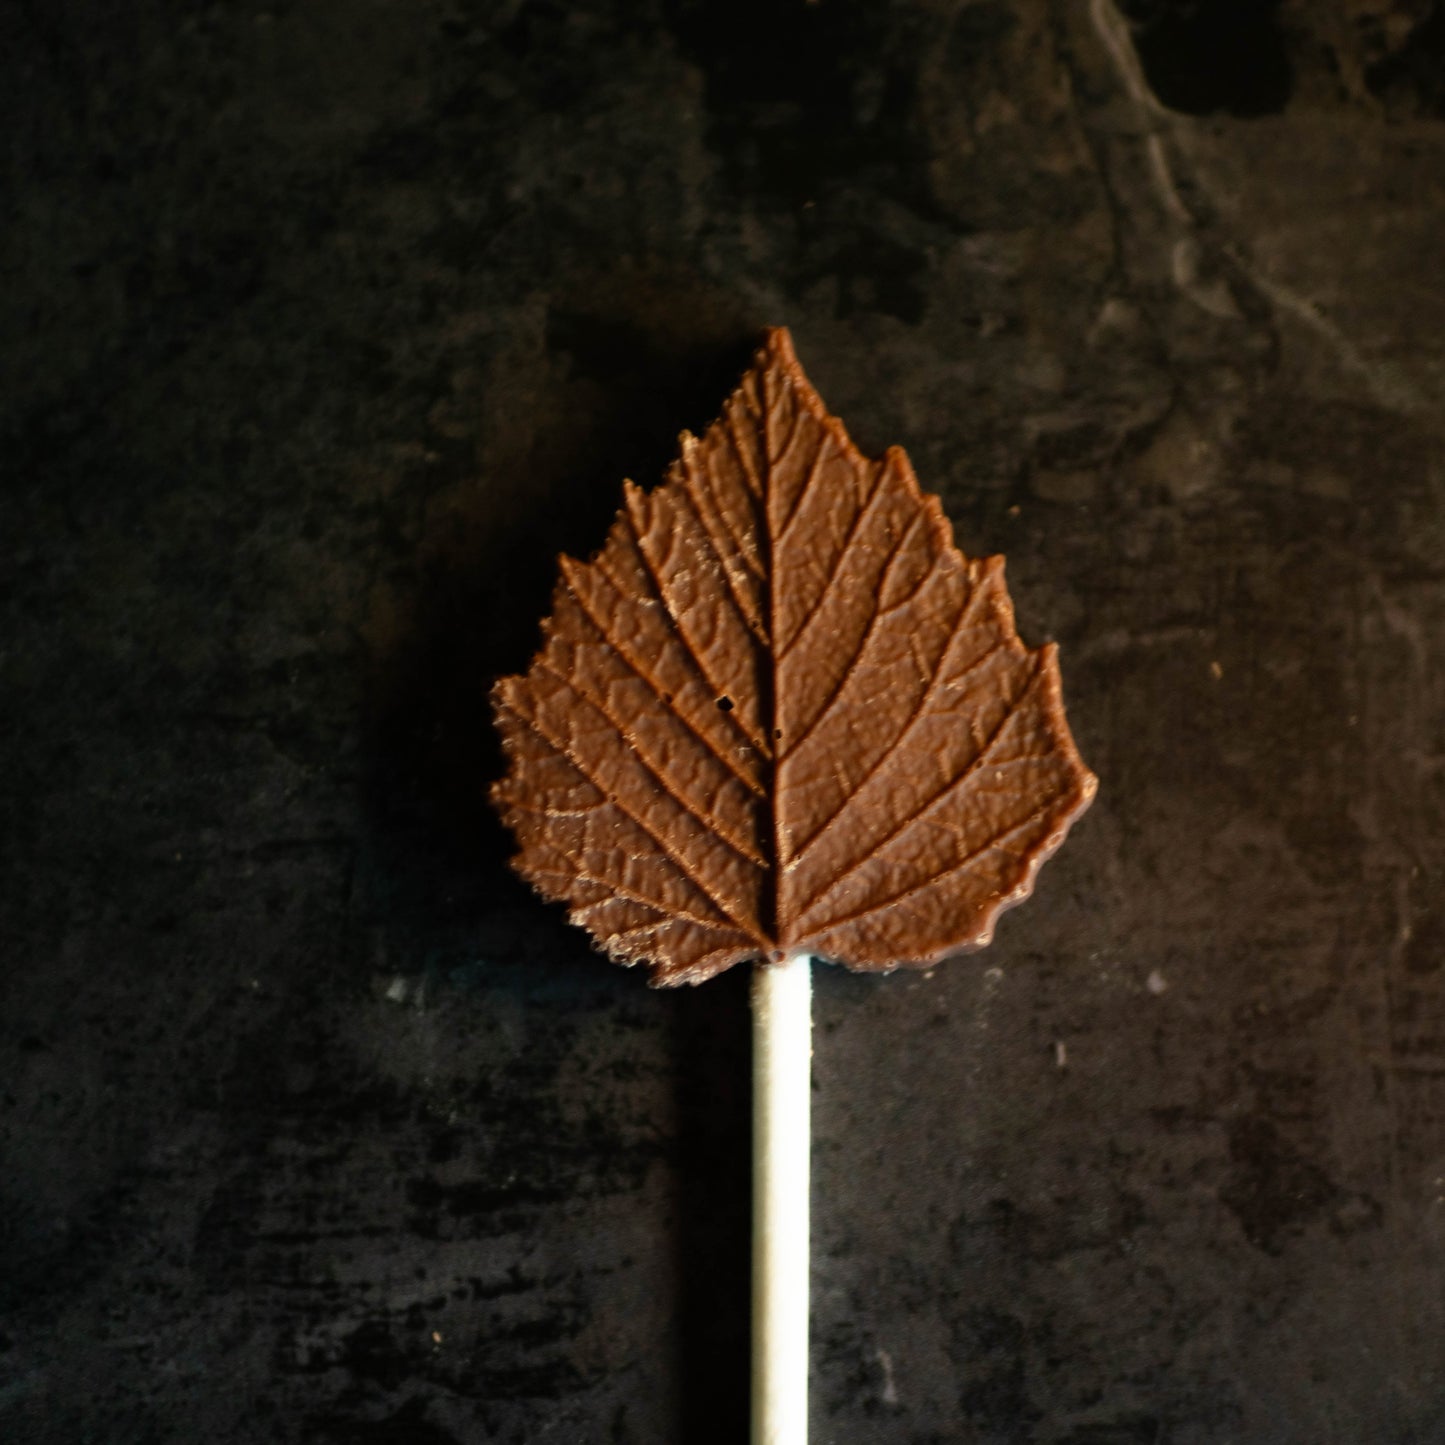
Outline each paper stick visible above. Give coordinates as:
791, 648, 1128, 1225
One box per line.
751, 953, 813, 1445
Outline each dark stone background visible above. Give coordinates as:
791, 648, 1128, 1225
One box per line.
5, 1, 1445, 1440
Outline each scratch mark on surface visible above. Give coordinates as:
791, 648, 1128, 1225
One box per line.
1089, 0, 1428, 415
1224, 253, 1427, 414
876, 1346, 899, 1406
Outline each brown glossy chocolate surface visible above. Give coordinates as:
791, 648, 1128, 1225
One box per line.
493, 330, 1096, 983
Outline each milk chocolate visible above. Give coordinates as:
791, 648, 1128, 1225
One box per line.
491, 328, 1096, 985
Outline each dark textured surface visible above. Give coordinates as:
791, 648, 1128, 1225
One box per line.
491, 327, 1097, 984
4, 2, 1445, 1440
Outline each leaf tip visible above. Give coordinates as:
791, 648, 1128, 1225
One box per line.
761, 324, 798, 364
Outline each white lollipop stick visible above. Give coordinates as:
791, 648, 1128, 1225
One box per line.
751, 953, 813, 1445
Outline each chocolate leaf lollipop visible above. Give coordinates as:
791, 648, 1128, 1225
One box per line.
492, 328, 1096, 984
490, 328, 1096, 1445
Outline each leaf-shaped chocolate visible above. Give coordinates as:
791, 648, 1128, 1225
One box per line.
492, 329, 1097, 985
